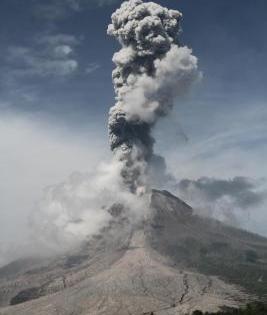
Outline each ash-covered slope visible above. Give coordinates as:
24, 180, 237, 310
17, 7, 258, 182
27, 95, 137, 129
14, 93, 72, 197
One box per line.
0, 190, 267, 315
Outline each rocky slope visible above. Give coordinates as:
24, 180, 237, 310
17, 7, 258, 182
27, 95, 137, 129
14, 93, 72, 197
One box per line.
0, 190, 267, 315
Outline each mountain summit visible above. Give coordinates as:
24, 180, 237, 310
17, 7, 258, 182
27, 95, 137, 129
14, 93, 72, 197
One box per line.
0, 190, 267, 315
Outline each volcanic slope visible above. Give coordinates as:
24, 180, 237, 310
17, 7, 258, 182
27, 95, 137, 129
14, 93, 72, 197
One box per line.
0, 190, 267, 315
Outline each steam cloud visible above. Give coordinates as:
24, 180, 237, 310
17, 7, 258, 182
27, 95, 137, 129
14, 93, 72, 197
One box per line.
107, 0, 199, 194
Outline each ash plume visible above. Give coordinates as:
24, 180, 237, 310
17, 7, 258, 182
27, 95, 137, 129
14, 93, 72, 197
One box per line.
0, 1, 200, 266
108, 0, 199, 194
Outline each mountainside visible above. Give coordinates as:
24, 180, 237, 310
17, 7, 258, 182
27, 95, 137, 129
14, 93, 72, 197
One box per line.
0, 190, 267, 315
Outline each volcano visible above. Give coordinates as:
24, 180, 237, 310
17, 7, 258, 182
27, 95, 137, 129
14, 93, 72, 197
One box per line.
0, 190, 267, 315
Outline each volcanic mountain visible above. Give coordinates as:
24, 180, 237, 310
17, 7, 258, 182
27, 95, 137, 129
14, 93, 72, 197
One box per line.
0, 190, 267, 315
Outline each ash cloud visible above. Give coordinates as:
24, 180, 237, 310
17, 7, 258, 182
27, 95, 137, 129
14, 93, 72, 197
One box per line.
179, 177, 265, 209
178, 177, 267, 225
108, 0, 200, 194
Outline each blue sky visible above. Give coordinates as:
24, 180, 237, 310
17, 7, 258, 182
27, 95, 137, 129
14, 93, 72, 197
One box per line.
1, 0, 267, 161
0, 0, 266, 259
1, 0, 267, 124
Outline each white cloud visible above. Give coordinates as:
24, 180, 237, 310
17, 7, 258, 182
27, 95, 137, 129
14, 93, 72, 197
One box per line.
156, 103, 267, 236
96, 0, 119, 6
33, 1, 80, 20
34, 0, 120, 21
54, 45, 73, 58
155, 103, 267, 180
5, 33, 100, 80
85, 63, 101, 74
6, 34, 80, 78
167, 124, 267, 180
38, 34, 80, 47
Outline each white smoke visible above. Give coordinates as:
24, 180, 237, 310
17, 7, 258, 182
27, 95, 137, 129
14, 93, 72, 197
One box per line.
27, 159, 149, 257
108, 0, 200, 193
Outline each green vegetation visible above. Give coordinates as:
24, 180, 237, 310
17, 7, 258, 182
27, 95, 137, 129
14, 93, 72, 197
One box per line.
192, 302, 267, 315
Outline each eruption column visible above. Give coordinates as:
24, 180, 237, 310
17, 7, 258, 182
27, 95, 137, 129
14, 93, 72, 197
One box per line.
108, 0, 199, 194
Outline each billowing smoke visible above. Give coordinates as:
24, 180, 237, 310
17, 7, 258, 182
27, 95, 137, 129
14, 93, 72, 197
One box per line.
0, 1, 200, 266
29, 161, 149, 257
108, 0, 199, 194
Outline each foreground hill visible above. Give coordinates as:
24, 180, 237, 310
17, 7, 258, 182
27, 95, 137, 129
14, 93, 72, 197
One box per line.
0, 190, 267, 315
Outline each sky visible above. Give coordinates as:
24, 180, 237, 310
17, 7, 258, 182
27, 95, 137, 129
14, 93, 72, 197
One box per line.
0, 0, 267, 263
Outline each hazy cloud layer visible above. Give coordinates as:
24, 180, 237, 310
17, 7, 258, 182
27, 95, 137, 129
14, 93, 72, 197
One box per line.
6, 34, 80, 79
0, 1, 101, 111
34, 0, 120, 20
0, 112, 107, 266
179, 177, 265, 209
85, 63, 101, 74
177, 176, 267, 227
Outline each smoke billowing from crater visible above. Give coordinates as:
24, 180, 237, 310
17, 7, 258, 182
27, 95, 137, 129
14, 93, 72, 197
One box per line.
107, 0, 199, 194
0, 0, 200, 266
